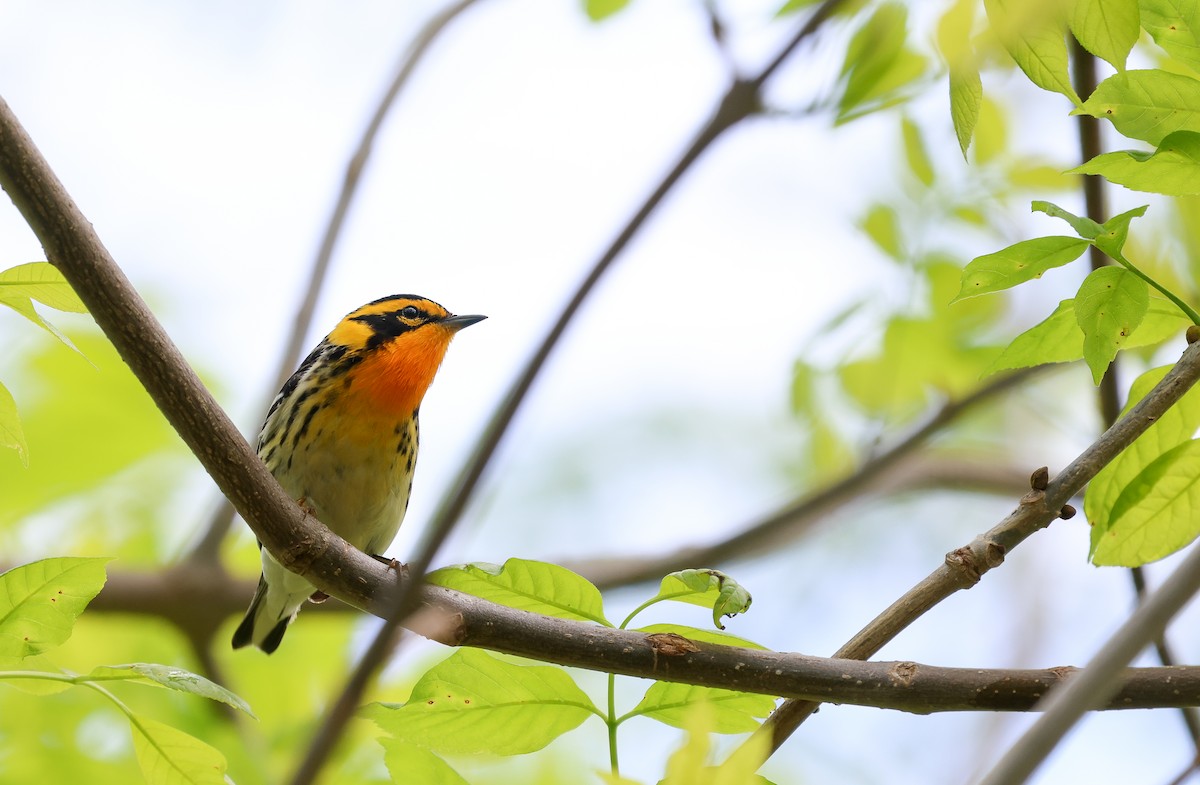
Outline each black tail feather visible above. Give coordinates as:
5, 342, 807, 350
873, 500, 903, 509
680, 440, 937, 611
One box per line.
231, 576, 267, 650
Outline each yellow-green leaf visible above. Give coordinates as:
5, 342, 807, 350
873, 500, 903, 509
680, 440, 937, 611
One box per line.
427, 557, 609, 625
380, 740, 471, 785
984, 0, 1081, 104
949, 65, 983, 158
1069, 0, 1139, 71
1075, 70, 1200, 145
366, 649, 598, 756
0, 380, 28, 467
1086, 365, 1200, 546
860, 204, 903, 259
0, 557, 110, 659
130, 716, 227, 785
583, 0, 631, 21
901, 116, 934, 186
954, 236, 1090, 301
1141, 0, 1200, 72
630, 683, 776, 734
1075, 266, 1149, 383
1071, 130, 1200, 195
0, 262, 87, 313
1092, 440, 1200, 565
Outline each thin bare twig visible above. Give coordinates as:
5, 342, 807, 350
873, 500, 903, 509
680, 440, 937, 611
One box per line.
1165, 753, 1200, 785
288, 2, 853, 782
978, 533, 1200, 785
756, 339, 1200, 753
188, 0, 485, 565
1133, 568, 1200, 745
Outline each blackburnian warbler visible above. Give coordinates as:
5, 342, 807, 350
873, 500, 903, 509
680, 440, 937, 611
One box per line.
232, 294, 485, 653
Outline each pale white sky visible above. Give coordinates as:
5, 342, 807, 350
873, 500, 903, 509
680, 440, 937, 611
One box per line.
1, 2, 1196, 784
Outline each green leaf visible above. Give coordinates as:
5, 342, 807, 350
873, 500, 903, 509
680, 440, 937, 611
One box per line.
949, 65, 983, 158
776, 0, 825, 15
0, 380, 28, 467
1, 294, 84, 357
1093, 205, 1149, 258
0, 262, 87, 313
974, 95, 1009, 163
837, 4, 926, 123
1086, 364, 1200, 529
0, 557, 110, 658
901, 117, 934, 186
1009, 162, 1078, 190
1075, 70, 1200, 145
427, 558, 609, 625
1068, 0, 1139, 71
634, 624, 768, 651
939, 0, 981, 157
0, 263, 88, 357
1092, 440, 1200, 565
650, 570, 753, 630
0, 334, 187, 528
86, 663, 255, 717
987, 299, 1083, 373
129, 715, 227, 785
367, 649, 598, 756
380, 740, 471, 785
1132, 298, 1193, 346
953, 236, 1090, 301
1031, 200, 1103, 238
1141, 0, 1200, 72
660, 704, 774, 785
937, 0, 977, 64
987, 297, 1186, 375
583, 0, 631, 22
1071, 130, 1200, 195
860, 204, 903, 259
984, 0, 1081, 104
629, 683, 776, 734
1075, 266, 1149, 383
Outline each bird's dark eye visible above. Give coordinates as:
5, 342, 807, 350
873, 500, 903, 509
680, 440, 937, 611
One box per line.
400, 306, 420, 319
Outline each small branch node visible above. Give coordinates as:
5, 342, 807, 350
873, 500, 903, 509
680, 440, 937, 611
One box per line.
1059, 504, 1077, 520
983, 540, 1007, 569
889, 661, 918, 687
1019, 488, 1046, 506
945, 547, 983, 584
647, 632, 700, 657
1030, 466, 1049, 491
1188, 325, 1200, 344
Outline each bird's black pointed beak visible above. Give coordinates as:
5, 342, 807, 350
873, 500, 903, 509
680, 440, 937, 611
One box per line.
442, 313, 487, 332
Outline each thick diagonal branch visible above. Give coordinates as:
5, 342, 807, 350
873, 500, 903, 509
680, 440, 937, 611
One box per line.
760, 338, 1200, 751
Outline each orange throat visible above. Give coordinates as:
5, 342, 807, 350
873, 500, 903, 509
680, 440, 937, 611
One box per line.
350, 327, 454, 417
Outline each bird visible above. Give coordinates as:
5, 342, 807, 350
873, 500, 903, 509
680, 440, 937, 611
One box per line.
232, 294, 485, 653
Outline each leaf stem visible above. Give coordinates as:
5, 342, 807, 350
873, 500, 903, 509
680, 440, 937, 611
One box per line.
607, 672, 620, 776
1111, 251, 1200, 325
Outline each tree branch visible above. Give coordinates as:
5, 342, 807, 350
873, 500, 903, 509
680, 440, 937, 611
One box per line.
978, 533, 1200, 785
0, 94, 393, 633
758, 337, 1200, 752
76, 562, 1200, 715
